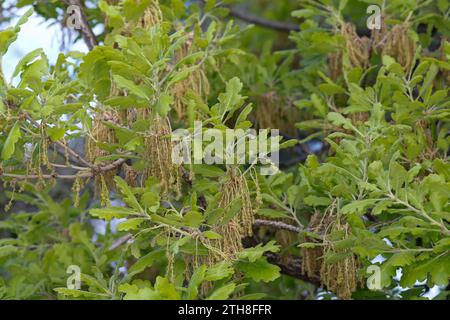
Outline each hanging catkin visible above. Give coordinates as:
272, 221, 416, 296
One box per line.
253, 92, 299, 137
301, 202, 363, 300
172, 33, 210, 121
207, 168, 255, 263
340, 23, 371, 70
140, 0, 163, 28
382, 23, 416, 70
141, 111, 180, 196
86, 108, 119, 205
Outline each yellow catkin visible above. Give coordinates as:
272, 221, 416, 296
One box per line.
184, 169, 256, 285
207, 168, 255, 264
172, 33, 210, 121
72, 175, 82, 208
340, 23, 371, 70
253, 92, 299, 137
328, 51, 342, 82
140, 0, 163, 28
123, 163, 139, 188
301, 203, 363, 300
382, 23, 417, 70
142, 113, 180, 195
86, 109, 118, 199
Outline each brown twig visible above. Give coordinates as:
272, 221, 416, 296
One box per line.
1, 158, 127, 180
227, 7, 300, 32
22, 111, 95, 169
1, 172, 91, 180
199, 0, 299, 32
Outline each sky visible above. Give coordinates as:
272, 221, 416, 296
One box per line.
2, 5, 88, 81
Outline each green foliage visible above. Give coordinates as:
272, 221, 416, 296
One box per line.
0, 0, 449, 300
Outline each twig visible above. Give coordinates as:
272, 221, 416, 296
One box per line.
227, 7, 300, 32
1, 158, 127, 181
1, 172, 91, 180
199, 0, 299, 32
22, 111, 95, 169
254, 219, 302, 233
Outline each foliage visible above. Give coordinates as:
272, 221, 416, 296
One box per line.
0, 0, 448, 300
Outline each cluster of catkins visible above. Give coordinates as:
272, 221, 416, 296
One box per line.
253, 91, 299, 137
301, 204, 363, 300
329, 19, 417, 81
172, 32, 210, 121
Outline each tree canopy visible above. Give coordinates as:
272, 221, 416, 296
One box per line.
0, 0, 449, 300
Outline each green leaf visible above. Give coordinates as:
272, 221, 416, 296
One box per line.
318, 83, 346, 95
217, 77, 244, 118
236, 241, 280, 262
327, 112, 354, 131
46, 126, 65, 142
304, 195, 331, 207
192, 164, 225, 177
153, 276, 181, 300
155, 93, 173, 117
0, 29, 17, 55
89, 206, 137, 220
183, 210, 204, 228
207, 283, 236, 300
12, 48, 43, 79
0, 245, 18, 258
236, 257, 280, 283
113, 75, 148, 100
205, 261, 234, 281
2, 122, 21, 160
54, 288, 109, 299
187, 265, 206, 300
114, 176, 142, 211
389, 252, 415, 267
202, 230, 222, 239
127, 250, 165, 278
141, 191, 160, 212
341, 199, 378, 215
116, 218, 145, 231
291, 9, 315, 18
257, 208, 289, 219
166, 66, 199, 88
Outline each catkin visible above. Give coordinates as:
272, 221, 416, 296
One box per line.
206, 169, 255, 263
340, 23, 371, 70
142, 113, 180, 196
172, 33, 210, 121
301, 203, 363, 300
381, 23, 417, 70
253, 92, 299, 137
140, 0, 163, 28
86, 109, 118, 204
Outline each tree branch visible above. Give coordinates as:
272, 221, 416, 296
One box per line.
199, 0, 299, 32
227, 7, 300, 33
21, 111, 95, 169
254, 219, 302, 233
1, 158, 127, 180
